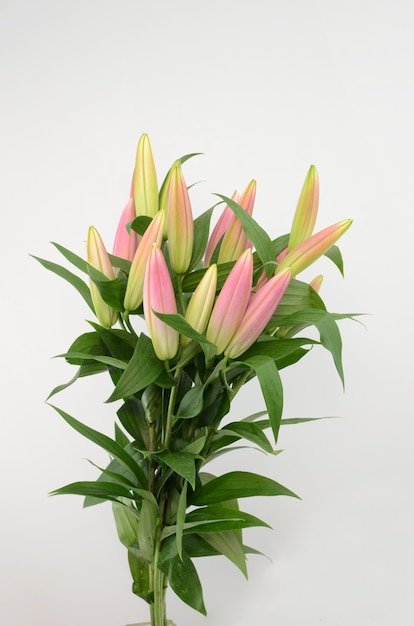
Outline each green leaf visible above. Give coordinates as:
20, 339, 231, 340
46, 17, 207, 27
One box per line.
218, 421, 274, 453
108, 253, 131, 274
240, 354, 284, 443
49, 405, 147, 486
176, 481, 188, 559
188, 205, 216, 270
129, 215, 152, 236
55, 351, 128, 370
52, 242, 89, 273
31, 254, 93, 311
86, 458, 136, 489
108, 333, 164, 402
315, 313, 344, 387
269, 278, 326, 324
214, 194, 275, 277
137, 498, 158, 562
142, 384, 163, 423
241, 410, 269, 422
202, 531, 247, 577
241, 336, 318, 362
153, 311, 216, 363
178, 152, 203, 165
183, 534, 221, 557
46, 368, 83, 400
86, 264, 127, 311
112, 501, 139, 547
117, 398, 149, 449
274, 310, 345, 385
128, 548, 152, 602
50, 480, 133, 502
114, 422, 130, 448
191, 471, 299, 505
163, 505, 270, 535
324, 244, 344, 275
281, 416, 340, 425
89, 322, 137, 361
83, 455, 147, 508
158, 537, 206, 615
155, 452, 198, 490
176, 384, 205, 420
180, 428, 208, 455
63, 332, 105, 365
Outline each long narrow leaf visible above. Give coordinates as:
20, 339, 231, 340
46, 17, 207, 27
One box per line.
48, 405, 147, 486
50, 480, 133, 501
158, 537, 206, 615
191, 471, 299, 505
31, 255, 93, 311
108, 333, 164, 402
214, 194, 275, 276
240, 354, 284, 443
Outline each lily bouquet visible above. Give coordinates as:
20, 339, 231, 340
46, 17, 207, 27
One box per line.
35, 134, 354, 626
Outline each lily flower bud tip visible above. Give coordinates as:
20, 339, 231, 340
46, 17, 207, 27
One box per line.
168, 161, 194, 274
133, 133, 159, 218
123, 211, 165, 312
143, 244, 179, 361
87, 226, 117, 328
206, 249, 253, 354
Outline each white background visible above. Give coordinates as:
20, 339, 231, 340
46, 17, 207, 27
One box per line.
1, 1, 412, 625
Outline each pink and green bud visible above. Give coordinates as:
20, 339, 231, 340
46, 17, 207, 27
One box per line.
133, 133, 159, 218
288, 165, 319, 250
204, 190, 239, 266
112, 198, 138, 262
143, 244, 179, 361
225, 268, 292, 359
182, 264, 217, 347
87, 226, 117, 328
217, 180, 256, 264
276, 219, 352, 277
123, 211, 165, 312
206, 249, 253, 355
309, 274, 323, 293
167, 161, 194, 274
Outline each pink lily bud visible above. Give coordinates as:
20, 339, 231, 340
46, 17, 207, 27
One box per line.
143, 244, 179, 361
181, 264, 217, 347
87, 226, 117, 328
309, 274, 323, 293
217, 180, 257, 264
276, 219, 352, 277
112, 198, 138, 262
123, 211, 165, 312
129, 171, 134, 198
204, 190, 239, 266
133, 133, 159, 218
206, 249, 253, 355
225, 268, 292, 359
288, 165, 319, 251
167, 161, 194, 274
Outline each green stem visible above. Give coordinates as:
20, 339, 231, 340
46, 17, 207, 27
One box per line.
230, 368, 252, 399
152, 542, 166, 626
163, 365, 183, 450
123, 311, 138, 337
175, 275, 186, 316
151, 491, 168, 626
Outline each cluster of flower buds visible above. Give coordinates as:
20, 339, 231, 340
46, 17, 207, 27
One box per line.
86, 134, 352, 362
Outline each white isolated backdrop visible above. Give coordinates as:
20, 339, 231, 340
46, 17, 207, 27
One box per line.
1, 1, 412, 625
